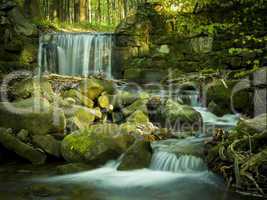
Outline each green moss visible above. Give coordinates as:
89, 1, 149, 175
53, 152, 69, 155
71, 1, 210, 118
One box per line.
19, 44, 37, 65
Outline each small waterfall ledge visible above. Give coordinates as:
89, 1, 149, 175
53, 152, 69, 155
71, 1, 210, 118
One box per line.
38, 33, 114, 78
150, 151, 207, 173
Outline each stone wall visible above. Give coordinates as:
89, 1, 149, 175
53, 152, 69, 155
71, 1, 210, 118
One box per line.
114, 1, 267, 82
0, 0, 39, 75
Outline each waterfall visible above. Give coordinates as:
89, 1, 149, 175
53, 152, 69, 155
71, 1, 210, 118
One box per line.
39, 33, 113, 78
150, 151, 207, 173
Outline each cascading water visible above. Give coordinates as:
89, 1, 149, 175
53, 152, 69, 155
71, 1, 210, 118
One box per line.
38, 33, 113, 78
150, 151, 207, 173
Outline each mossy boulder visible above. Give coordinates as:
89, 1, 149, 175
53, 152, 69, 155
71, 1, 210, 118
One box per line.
108, 90, 138, 109
117, 140, 152, 170
122, 98, 149, 116
64, 105, 102, 129
0, 97, 66, 135
127, 110, 150, 123
32, 135, 61, 157
11, 77, 55, 101
19, 44, 37, 65
206, 80, 253, 116
63, 89, 94, 108
61, 123, 134, 164
79, 78, 116, 100
0, 128, 46, 165
156, 99, 202, 132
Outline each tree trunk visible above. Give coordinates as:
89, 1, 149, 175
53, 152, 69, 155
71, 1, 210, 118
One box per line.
24, 0, 42, 20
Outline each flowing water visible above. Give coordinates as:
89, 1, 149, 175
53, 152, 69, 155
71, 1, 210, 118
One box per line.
38, 33, 113, 78
0, 33, 249, 199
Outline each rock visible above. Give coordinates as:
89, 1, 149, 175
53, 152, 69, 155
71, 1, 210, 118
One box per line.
63, 89, 94, 108
236, 114, 267, 134
127, 110, 150, 123
32, 135, 61, 157
157, 99, 202, 132
122, 98, 149, 116
11, 78, 55, 101
0, 1, 16, 11
0, 97, 66, 135
30, 184, 63, 197
118, 140, 152, 170
0, 128, 46, 165
17, 129, 29, 142
158, 45, 170, 54
108, 90, 138, 109
98, 94, 110, 109
7, 7, 37, 36
56, 163, 94, 174
119, 122, 157, 137
64, 105, 102, 129
79, 78, 116, 100
206, 80, 253, 116
61, 124, 132, 164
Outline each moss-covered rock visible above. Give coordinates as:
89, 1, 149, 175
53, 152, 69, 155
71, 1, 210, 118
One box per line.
63, 89, 94, 108
108, 90, 138, 109
79, 78, 116, 100
0, 128, 46, 165
117, 140, 152, 170
206, 80, 253, 116
122, 98, 149, 116
61, 123, 134, 164
156, 99, 202, 132
32, 135, 61, 157
0, 97, 66, 135
127, 110, 149, 123
11, 77, 54, 101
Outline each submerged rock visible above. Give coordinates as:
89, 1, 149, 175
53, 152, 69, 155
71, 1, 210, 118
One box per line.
56, 163, 94, 174
32, 135, 61, 157
0, 97, 66, 135
0, 128, 46, 165
118, 140, 152, 170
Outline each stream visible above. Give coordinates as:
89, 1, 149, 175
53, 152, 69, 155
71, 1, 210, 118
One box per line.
0, 32, 252, 200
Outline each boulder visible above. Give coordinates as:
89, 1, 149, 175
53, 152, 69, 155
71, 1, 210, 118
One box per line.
0, 97, 66, 135
206, 80, 253, 116
98, 94, 110, 109
56, 163, 94, 174
61, 124, 134, 164
79, 78, 116, 100
118, 140, 152, 170
11, 77, 55, 101
0, 128, 46, 165
157, 99, 202, 132
16, 129, 30, 143
7, 7, 37, 36
127, 110, 150, 123
122, 98, 149, 116
64, 105, 102, 129
32, 135, 61, 157
63, 89, 94, 108
108, 90, 139, 109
